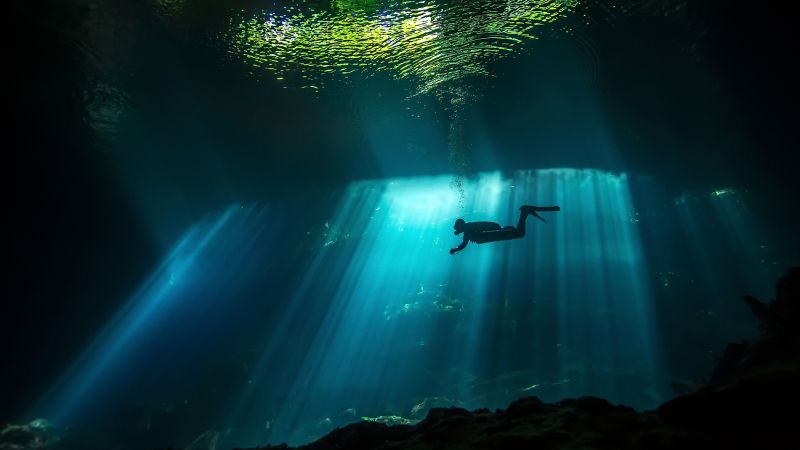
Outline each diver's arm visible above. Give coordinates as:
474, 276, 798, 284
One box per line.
450, 234, 469, 254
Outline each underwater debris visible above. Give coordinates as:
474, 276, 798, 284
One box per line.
0, 419, 59, 450
314, 219, 355, 250
673, 186, 742, 205
657, 271, 677, 288
710, 188, 735, 198
339, 408, 357, 418
361, 415, 419, 426
409, 396, 461, 418
410, 400, 426, 417
519, 378, 571, 393
383, 283, 463, 320
433, 296, 463, 313
309, 418, 335, 438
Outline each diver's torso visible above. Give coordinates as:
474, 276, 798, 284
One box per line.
465, 221, 501, 243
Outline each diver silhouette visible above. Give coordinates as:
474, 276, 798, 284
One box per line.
450, 205, 560, 255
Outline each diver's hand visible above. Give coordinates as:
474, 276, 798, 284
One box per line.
449, 248, 457, 255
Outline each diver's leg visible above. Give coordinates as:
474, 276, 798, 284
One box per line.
507, 209, 527, 239
520, 205, 560, 223
477, 211, 537, 243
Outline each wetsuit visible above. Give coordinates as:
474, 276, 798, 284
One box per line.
451, 206, 559, 254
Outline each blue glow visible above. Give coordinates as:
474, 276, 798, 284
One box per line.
222, 169, 666, 446
33, 170, 667, 447
33, 204, 272, 425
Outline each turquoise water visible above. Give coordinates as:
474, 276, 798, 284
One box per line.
9, 1, 798, 449
33, 169, 778, 447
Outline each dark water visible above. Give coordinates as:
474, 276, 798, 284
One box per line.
8, 0, 799, 448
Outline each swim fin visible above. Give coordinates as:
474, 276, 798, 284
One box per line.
522, 205, 560, 223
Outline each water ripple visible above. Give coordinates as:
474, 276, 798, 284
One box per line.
221, 0, 580, 95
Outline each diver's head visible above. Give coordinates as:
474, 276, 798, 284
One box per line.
453, 218, 466, 235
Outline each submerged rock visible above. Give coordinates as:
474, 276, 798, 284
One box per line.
233, 268, 800, 450
0, 419, 59, 450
